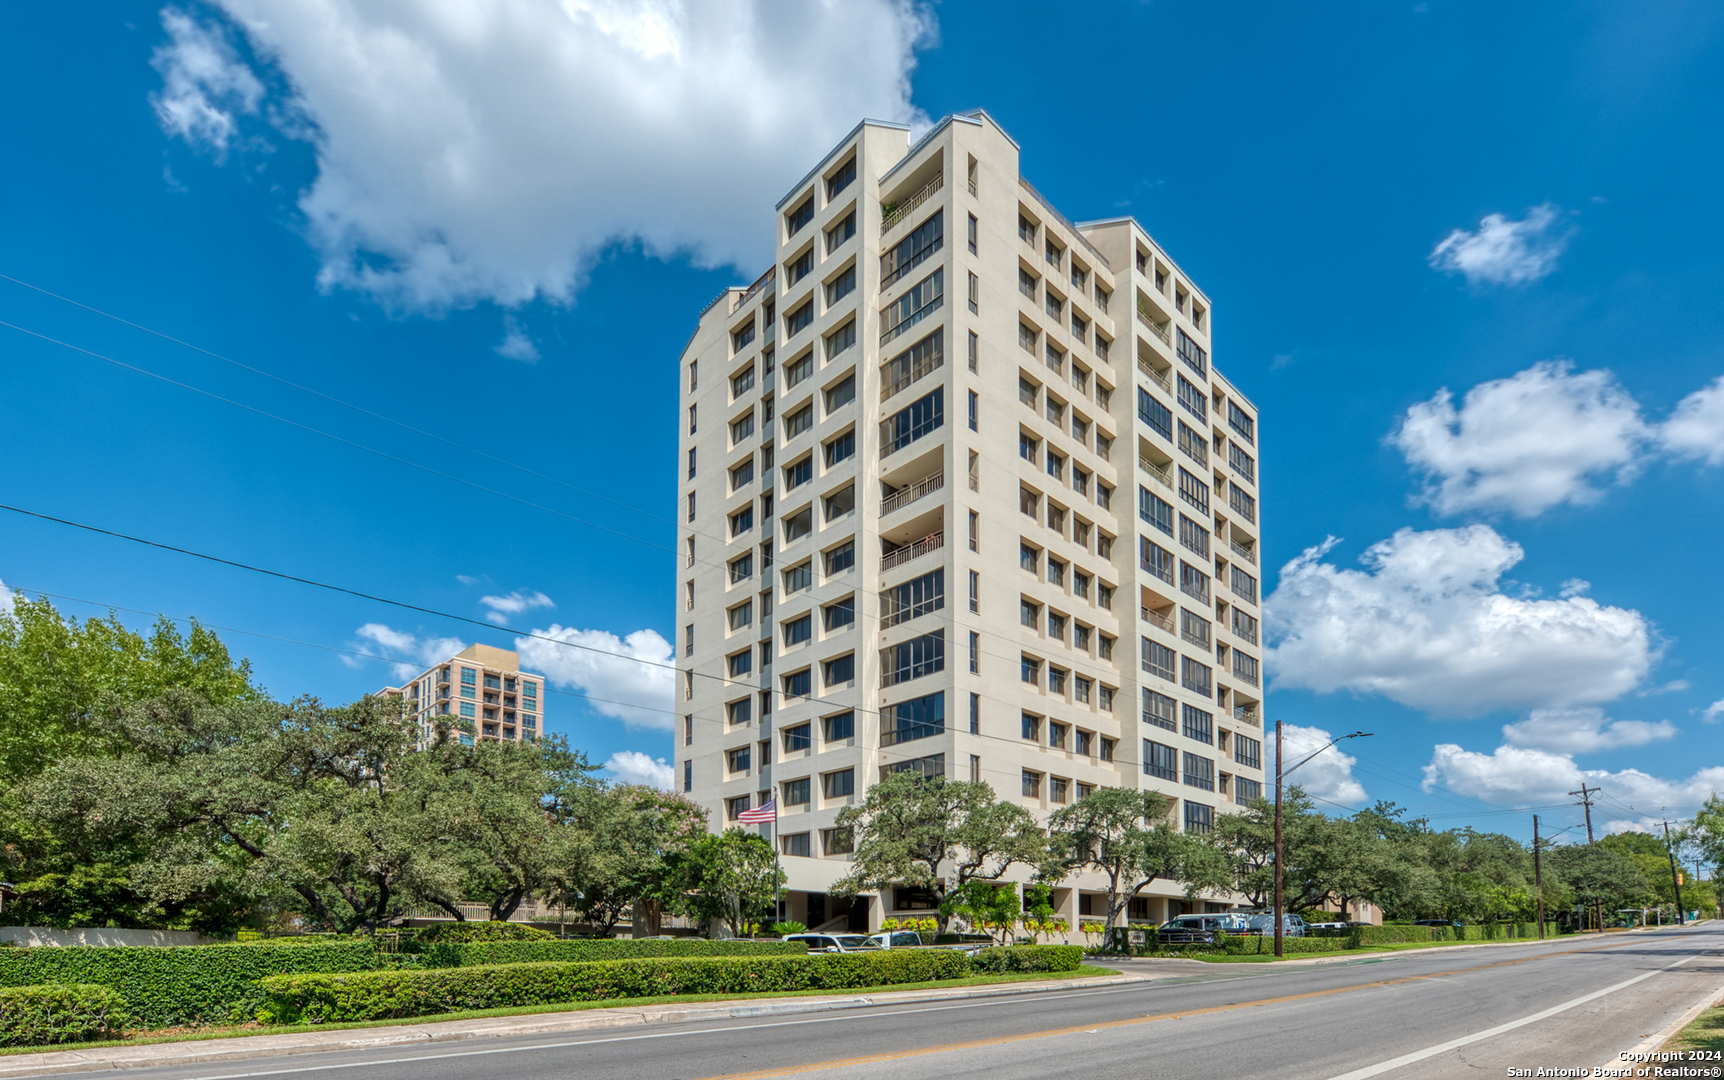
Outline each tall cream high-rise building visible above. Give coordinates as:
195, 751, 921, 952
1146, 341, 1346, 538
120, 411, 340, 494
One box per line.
379, 643, 545, 747
674, 111, 1265, 935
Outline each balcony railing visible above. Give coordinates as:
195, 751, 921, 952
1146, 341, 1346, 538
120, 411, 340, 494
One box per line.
881, 531, 944, 572
1233, 666, 1260, 688
1232, 706, 1261, 727
735, 267, 775, 311
880, 722, 944, 747
882, 346, 944, 401
1230, 540, 1257, 565
1137, 306, 1171, 344
882, 174, 943, 234
881, 472, 944, 516
1139, 456, 1172, 488
1138, 357, 1171, 392
1140, 607, 1174, 632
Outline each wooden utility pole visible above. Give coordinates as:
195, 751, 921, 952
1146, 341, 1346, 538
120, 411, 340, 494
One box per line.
1533, 815, 1545, 940
1273, 720, 1285, 959
1570, 784, 1602, 932
1663, 820, 1687, 925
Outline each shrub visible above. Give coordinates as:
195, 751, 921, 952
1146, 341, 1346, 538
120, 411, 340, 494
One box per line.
770, 922, 808, 937
1218, 933, 1348, 956
969, 945, 1083, 973
0, 942, 378, 1027
258, 950, 972, 1024
0, 985, 129, 1048
413, 938, 806, 969
415, 922, 555, 944
1353, 925, 1436, 946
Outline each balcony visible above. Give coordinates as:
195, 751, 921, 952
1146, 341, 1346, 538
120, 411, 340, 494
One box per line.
1137, 305, 1171, 344
1139, 456, 1172, 489
735, 267, 775, 312
881, 530, 944, 572
1230, 539, 1257, 566
1138, 357, 1171, 392
1232, 706, 1261, 727
882, 343, 944, 401
1140, 607, 1174, 632
882, 173, 943, 234
881, 472, 944, 517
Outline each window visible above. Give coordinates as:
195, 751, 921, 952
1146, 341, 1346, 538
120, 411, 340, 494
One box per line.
1233, 650, 1261, 687
776, 722, 810, 753
683, 759, 693, 791
881, 388, 943, 456
1229, 442, 1256, 483
729, 552, 754, 584
1228, 401, 1256, 444
1184, 801, 1215, 834
1097, 482, 1113, 510
1020, 598, 1041, 628
730, 410, 756, 444
882, 690, 944, 745
1138, 387, 1173, 441
1099, 633, 1115, 660
1231, 566, 1259, 606
1101, 736, 1116, 761
783, 668, 811, 698
1020, 544, 1040, 573
733, 321, 756, 353
1075, 728, 1093, 755
1074, 624, 1092, 652
967, 270, 979, 314
1141, 537, 1175, 584
880, 268, 944, 345
965, 211, 979, 254
1047, 558, 1066, 587
1140, 488, 1174, 535
1236, 777, 1263, 805
727, 745, 752, 773
783, 560, 812, 593
1144, 689, 1177, 731
1021, 655, 1041, 685
727, 650, 752, 678
1180, 561, 1210, 603
1176, 328, 1208, 379
786, 196, 814, 236
823, 484, 855, 520
881, 210, 943, 289
727, 698, 753, 726
785, 403, 813, 439
1180, 608, 1212, 650
822, 768, 856, 800
822, 596, 855, 631
824, 430, 855, 467
778, 831, 811, 857
824, 320, 856, 360
1045, 291, 1065, 320
968, 508, 980, 550
1072, 569, 1090, 598
1049, 721, 1069, 749
969, 690, 980, 732
783, 506, 812, 542
1047, 612, 1067, 641
687, 448, 698, 481
1182, 704, 1214, 745
1047, 450, 1065, 482
1177, 468, 1210, 517
785, 351, 814, 390
1232, 607, 1259, 645
826, 210, 856, 253
1020, 376, 1039, 407
1096, 285, 1111, 313
689, 359, 699, 390
824, 711, 855, 741
784, 456, 812, 491
785, 298, 814, 337
881, 630, 944, 686
1022, 770, 1043, 798
1050, 777, 1069, 804
823, 541, 855, 576
730, 505, 754, 537
823, 653, 855, 686
460, 701, 475, 718
881, 568, 944, 627
1018, 213, 1037, 244
1144, 739, 1178, 781
728, 601, 753, 631
1047, 666, 1068, 694
1019, 321, 1039, 353
1022, 712, 1042, 740
1235, 733, 1262, 770
1177, 419, 1208, 467
686, 491, 697, 522
1181, 656, 1213, 699
1176, 373, 1208, 423
882, 329, 944, 402
1019, 432, 1040, 463
826, 156, 855, 199
1142, 638, 1177, 682
1230, 482, 1258, 524
1020, 485, 1040, 518
1179, 513, 1211, 559
730, 457, 756, 491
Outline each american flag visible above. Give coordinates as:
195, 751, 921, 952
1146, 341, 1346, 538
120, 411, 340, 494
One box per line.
737, 798, 777, 824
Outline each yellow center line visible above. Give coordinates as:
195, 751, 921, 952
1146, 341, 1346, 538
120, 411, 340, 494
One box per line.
691, 936, 1669, 1080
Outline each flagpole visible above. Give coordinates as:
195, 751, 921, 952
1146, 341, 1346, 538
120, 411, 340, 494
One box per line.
772, 809, 782, 930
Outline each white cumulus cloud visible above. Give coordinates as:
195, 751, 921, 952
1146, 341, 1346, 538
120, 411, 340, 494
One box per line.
492, 317, 540, 363
515, 625, 674, 731
1702, 700, 1724, 724
150, 7, 264, 157
0, 578, 14, 618
1428, 202, 1569, 286
172, 0, 932, 309
1424, 743, 1724, 825
604, 750, 674, 790
1500, 707, 1676, 754
352, 623, 468, 681
1660, 374, 1724, 466
479, 590, 555, 625
1266, 527, 1654, 716
1274, 724, 1368, 806
1391, 361, 1652, 518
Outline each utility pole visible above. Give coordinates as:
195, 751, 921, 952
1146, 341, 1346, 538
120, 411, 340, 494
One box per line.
1570, 784, 1602, 932
1533, 815, 1545, 940
1663, 820, 1687, 925
1274, 719, 1284, 959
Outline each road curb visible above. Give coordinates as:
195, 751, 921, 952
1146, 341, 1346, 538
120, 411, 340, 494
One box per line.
0, 973, 1159, 1078
1607, 969, 1724, 1068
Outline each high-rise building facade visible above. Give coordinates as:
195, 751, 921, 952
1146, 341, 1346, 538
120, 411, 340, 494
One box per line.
674, 111, 1265, 935
379, 643, 545, 746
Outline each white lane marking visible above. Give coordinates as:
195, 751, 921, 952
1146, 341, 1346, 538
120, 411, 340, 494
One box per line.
1320, 953, 1702, 1080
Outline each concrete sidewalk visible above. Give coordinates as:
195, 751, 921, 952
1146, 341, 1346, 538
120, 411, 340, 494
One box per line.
0, 972, 1161, 1078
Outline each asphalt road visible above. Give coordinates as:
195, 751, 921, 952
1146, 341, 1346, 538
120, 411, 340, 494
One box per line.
28, 924, 1724, 1080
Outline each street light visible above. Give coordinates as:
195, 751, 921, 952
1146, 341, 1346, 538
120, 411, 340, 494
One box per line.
1274, 727, 1372, 958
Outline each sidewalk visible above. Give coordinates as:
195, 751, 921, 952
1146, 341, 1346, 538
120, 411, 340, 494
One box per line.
0, 972, 1160, 1078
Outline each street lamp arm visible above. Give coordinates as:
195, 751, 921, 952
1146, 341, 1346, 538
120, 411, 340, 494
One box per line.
1283, 731, 1373, 779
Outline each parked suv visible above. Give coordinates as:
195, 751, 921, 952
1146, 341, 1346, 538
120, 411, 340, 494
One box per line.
864, 930, 926, 949
782, 933, 874, 953
1157, 914, 1253, 945
1241, 913, 1308, 938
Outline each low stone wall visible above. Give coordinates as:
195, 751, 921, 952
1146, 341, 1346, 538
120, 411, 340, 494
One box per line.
1, 926, 219, 948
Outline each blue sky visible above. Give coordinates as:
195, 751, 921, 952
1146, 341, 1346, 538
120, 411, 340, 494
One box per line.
2, 0, 1721, 844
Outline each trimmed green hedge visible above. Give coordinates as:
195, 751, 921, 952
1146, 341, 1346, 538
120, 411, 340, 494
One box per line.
0, 943, 378, 1028
1218, 933, 1349, 956
416, 922, 555, 944
1354, 925, 1435, 945
970, 946, 1083, 973
0, 984, 129, 1047
412, 938, 806, 968
258, 951, 973, 1024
